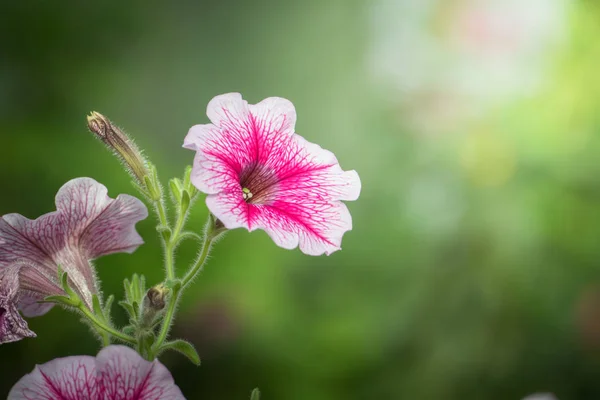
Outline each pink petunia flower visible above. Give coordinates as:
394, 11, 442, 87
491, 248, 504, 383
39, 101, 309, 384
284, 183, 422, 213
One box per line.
184, 93, 361, 256
0, 178, 148, 344
8, 345, 185, 399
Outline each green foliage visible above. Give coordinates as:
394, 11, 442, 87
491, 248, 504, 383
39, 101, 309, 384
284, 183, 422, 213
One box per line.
160, 339, 201, 366
4, 1, 600, 399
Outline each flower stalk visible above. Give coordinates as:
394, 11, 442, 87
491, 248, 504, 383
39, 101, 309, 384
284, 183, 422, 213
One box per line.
149, 213, 218, 359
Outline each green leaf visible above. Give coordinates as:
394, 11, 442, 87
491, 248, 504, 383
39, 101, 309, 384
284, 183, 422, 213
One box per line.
123, 278, 133, 302
103, 295, 115, 319
143, 175, 159, 201
183, 165, 193, 188
181, 190, 191, 213
92, 294, 104, 321
131, 274, 140, 301
250, 388, 261, 400
161, 339, 201, 366
169, 178, 183, 203
57, 271, 81, 306
118, 301, 136, 319
122, 325, 136, 336
57, 264, 64, 281
43, 295, 76, 307
174, 231, 203, 247
183, 165, 197, 197
131, 181, 152, 200
132, 300, 140, 317
59, 271, 70, 292
139, 275, 146, 299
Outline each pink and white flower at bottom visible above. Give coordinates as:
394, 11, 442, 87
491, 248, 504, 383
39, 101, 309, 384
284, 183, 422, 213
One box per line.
8, 345, 185, 400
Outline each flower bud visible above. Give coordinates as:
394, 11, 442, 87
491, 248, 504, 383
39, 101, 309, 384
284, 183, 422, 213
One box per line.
87, 111, 149, 184
145, 284, 168, 312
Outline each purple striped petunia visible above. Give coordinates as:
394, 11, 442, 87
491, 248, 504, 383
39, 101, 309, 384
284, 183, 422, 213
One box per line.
0, 178, 148, 344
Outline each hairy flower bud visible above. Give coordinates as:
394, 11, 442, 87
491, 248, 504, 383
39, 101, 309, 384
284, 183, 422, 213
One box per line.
145, 285, 167, 311
140, 284, 168, 327
87, 111, 149, 184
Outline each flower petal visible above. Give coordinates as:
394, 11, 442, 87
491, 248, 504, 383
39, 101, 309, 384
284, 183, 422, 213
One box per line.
205, 188, 248, 230
185, 124, 250, 195
0, 267, 36, 345
15, 261, 63, 317
206, 92, 250, 131
247, 97, 297, 165
249, 199, 353, 256
282, 135, 361, 202
8, 355, 97, 399
97, 345, 185, 400
0, 178, 148, 314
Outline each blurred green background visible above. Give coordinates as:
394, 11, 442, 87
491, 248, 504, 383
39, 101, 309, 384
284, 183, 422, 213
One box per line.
2, 0, 600, 399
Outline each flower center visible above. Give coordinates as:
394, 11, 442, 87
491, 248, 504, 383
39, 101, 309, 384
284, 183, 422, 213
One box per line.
239, 162, 278, 204
242, 187, 253, 201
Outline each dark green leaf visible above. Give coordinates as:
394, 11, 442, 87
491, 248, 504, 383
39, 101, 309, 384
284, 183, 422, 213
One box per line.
162, 339, 201, 366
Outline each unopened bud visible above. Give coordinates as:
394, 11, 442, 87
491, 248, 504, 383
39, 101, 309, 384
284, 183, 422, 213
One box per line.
87, 111, 149, 184
140, 284, 169, 327
145, 284, 168, 311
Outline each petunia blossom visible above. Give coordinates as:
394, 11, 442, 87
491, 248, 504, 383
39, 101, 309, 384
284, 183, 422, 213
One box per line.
8, 345, 185, 399
0, 178, 148, 344
184, 93, 361, 256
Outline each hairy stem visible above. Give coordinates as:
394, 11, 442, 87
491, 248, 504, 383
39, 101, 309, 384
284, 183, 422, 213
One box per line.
151, 218, 215, 357
78, 304, 136, 345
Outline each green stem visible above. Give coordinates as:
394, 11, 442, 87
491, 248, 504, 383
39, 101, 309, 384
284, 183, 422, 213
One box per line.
151, 227, 215, 356
163, 204, 187, 280
153, 198, 176, 280
78, 304, 136, 345
182, 233, 214, 287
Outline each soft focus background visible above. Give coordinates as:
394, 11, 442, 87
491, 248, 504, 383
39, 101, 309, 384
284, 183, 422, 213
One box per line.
1, 0, 600, 399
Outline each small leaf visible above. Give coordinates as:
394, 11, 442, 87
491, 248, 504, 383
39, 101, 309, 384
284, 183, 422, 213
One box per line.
250, 388, 261, 400
92, 294, 104, 321
131, 274, 140, 301
132, 300, 140, 316
59, 271, 70, 292
122, 325, 136, 336
57, 271, 81, 305
43, 295, 76, 307
169, 179, 183, 204
175, 231, 203, 246
183, 165, 197, 197
139, 275, 146, 299
103, 295, 115, 319
143, 175, 159, 201
183, 165, 192, 186
162, 339, 201, 366
131, 181, 152, 200
56, 264, 64, 281
181, 190, 191, 214
123, 278, 132, 302
118, 301, 136, 319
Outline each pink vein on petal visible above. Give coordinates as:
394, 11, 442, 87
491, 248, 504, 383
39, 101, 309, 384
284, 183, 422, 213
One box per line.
184, 93, 361, 256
